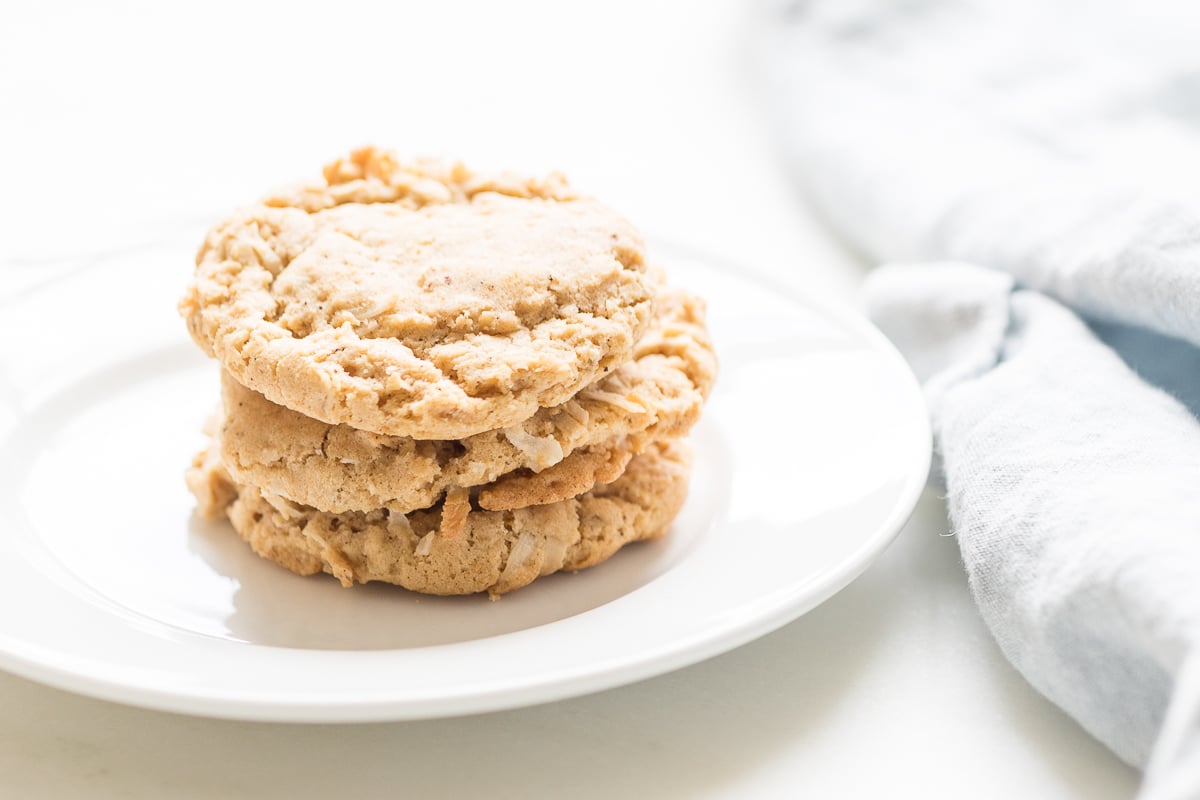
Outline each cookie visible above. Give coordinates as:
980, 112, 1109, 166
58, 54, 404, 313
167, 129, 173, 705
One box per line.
180, 146, 655, 440
218, 289, 716, 514
192, 441, 692, 598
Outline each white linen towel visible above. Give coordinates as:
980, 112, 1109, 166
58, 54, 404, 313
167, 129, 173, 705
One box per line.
764, 1, 1200, 795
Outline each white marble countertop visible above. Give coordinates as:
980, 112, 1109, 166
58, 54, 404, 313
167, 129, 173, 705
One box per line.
1, 1, 1140, 796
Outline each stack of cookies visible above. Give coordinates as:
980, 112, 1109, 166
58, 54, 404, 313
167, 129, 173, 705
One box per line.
181, 147, 716, 597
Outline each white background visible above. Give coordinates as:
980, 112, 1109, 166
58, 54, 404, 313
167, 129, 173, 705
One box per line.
2, 1, 1140, 797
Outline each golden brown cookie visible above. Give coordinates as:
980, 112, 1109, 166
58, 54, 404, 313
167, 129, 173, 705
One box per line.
218, 290, 716, 514
191, 441, 692, 598
180, 146, 655, 440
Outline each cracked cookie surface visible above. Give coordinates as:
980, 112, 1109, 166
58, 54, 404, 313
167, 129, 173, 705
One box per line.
180, 146, 654, 439
190, 440, 692, 598
218, 289, 716, 514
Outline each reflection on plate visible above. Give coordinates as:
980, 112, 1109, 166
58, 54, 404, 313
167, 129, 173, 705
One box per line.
0, 241, 929, 721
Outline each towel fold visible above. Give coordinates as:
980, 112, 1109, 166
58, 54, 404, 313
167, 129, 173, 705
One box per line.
867, 264, 1200, 769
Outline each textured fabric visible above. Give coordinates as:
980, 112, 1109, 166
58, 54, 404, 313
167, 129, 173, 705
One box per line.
763, 0, 1200, 343
866, 265, 1200, 769
764, 0, 1200, 793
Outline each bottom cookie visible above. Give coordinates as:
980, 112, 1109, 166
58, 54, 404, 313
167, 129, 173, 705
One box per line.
190, 440, 692, 597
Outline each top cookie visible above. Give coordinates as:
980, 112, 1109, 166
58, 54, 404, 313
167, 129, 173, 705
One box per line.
180, 147, 654, 439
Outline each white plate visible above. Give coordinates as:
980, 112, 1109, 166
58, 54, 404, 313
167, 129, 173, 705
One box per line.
0, 241, 930, 722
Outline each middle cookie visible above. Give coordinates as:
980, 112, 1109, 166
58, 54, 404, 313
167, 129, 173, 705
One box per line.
219, 289, 717, 515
